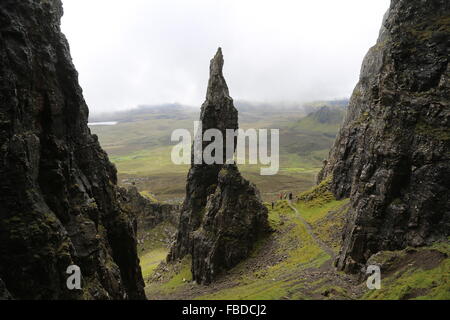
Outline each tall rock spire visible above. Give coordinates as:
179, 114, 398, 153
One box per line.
168, 48, 270, 284
205, 48, 232, 103
199, 47, 238, 165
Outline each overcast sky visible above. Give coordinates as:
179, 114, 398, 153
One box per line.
61, 0, 390, 114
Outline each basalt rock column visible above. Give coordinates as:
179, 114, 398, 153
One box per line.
191, 164, 271, 284
318, 0, 450, 273
0, 0, 145, 299
168, 49, 270, 284
168, 48, 238, 261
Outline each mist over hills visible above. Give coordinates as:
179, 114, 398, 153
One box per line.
89, 102, 347, 202
89, 99, 349, 124
89, 103, 198, 123
281, 106, 346, 160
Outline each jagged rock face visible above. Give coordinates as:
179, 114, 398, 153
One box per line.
118, 187, 180, 231
169, 49, 270, 284
0, 0, 145, 299
191, 164, 270, 284
319, 0, 450, 273
168, 48, 239, 260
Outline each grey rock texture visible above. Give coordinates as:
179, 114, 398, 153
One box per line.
318, 0, 450, 273
191, 164, 271, 284
118, 187, 180, 231
168, 48, 270, 284
0, 0, 145, 299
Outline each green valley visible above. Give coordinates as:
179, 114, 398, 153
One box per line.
90, 103, 346, 202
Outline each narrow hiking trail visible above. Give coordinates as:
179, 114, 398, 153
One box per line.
145, 200, 366, 300
287, 201, 336, 258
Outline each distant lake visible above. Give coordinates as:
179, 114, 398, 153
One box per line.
88, 122, 118, 126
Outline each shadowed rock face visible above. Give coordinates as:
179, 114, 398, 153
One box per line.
169, 49, 270, 284
0, 0, 145, 299
191, 164, 271, 284
118, 187, 180, 231
318, 0, 450, 273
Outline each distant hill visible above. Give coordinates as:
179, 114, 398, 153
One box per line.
89, 100, 347, 201
308, 106, 346, 124
90, 99, 348, 124
291, 106, 346, 134
89, 103, 199, 123
281, 106, 346, 160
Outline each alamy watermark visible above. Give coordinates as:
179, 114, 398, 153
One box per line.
171, 121, 280, 176
366, 265, 381, 290
66, 265, 82, 290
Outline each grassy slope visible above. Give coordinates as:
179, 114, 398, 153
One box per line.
137, 221, 177, 285
142, 181, 450, 300
145, 199, 334, 300
92, 104, 449, 300
362, 242, 450, 300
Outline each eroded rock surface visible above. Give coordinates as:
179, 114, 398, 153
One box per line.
191, 164, 271, 284
0, 0, 145, 299
168, 49, 270, 284
319, 0, 450, 273
118, 187, 180, 232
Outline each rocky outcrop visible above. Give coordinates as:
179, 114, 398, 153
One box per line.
118, 187, 180, 231
168, 48, 270, 284
319, 0, 450, 273
191, 164, 271, 284
309, 106, 346, 125
0, 0, 145, 299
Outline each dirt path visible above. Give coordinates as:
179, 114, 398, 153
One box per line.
146, 201, 366, 300
287, 201, 336, 258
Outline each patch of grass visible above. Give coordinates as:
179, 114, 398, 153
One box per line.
313, 285, 350, 299
265, 203, 282, 228
294, 176, 349, 225
298, 176, 332, 200
138, 221, 176, 286
110, 146, 190, 176
275, 212, 330, 268
197, 202, 330, 300
415, 122, 450, 141
140, 248, 169, 280
363, 243, 450, 300
296, 199, 349, 225
139, 190, 159, 203
163, 257, 193, 292
146, 257, 193, 298
313, 204, 350, 253
407, 15, 450, 42
137, 221, 175, 253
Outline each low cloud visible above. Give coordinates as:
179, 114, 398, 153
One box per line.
61, 0, 390, 114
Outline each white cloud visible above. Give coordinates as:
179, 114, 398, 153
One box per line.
61, 0, 390, 114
